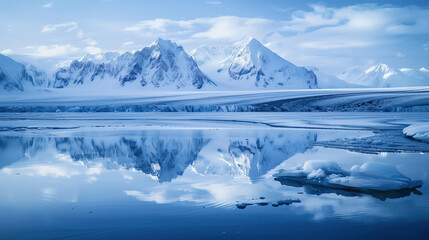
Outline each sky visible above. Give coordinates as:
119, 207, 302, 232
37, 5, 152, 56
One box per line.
1, 0, 428, 74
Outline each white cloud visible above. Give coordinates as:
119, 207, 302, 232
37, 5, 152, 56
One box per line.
124, 16, 276, 42
43, 2, 53, 8
0, 49, 13, 54
191, 16, 275, 41
396, 52, 405, 58
124, 5, 429, 46
123, 41, 134, 46
84, 38, 98, 46
41, 21, 78, 33
206, 1, 221, 5
124, 18, 194, 33
77, 30, 84, 39
32, 44, 80, 57
85, 46, 102, 55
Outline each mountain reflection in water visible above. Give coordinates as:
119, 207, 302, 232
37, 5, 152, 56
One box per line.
0, 131, 317, 182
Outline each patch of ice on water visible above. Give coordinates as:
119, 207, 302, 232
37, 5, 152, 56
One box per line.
274, 160, 422, 192
403, 124, 429, 143
236, 199, 301, 209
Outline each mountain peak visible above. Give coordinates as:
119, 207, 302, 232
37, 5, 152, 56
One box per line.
150, 38, 179, 49
234, 37, 264, 50
365, 63, 391, 74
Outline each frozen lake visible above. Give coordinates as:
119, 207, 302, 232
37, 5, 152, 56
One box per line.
0, 112, 428, 239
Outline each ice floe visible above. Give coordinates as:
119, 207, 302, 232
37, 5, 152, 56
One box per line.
403, 124, 429, 143
274, 160, 422, 193
236, 199, 301, 209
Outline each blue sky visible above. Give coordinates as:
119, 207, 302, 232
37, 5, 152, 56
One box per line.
1, 0, 428, 74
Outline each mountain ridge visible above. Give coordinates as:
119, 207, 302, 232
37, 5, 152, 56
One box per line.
53, 38, 215, 90
2, 38, 428, 92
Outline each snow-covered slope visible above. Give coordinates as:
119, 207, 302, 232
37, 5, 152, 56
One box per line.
53, 38, 215, 90
0, 54, 48, 91
191, 37, 318, 90
305, 66, 363, 89
338, 64, 429, 88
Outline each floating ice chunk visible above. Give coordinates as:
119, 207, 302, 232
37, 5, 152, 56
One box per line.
276, 160, 348, 179
236, 199, 301, 209
236, 203, 253, 209
274, 199, 301, 207
403, 124, 429, 143
274, 160, 422, 192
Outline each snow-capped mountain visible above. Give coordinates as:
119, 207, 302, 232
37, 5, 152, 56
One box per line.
53, 38, 215, 90
305, 66, 363, 88
338, 64, 429, 87
191, 37, 318, 89
0, 54, 48, 91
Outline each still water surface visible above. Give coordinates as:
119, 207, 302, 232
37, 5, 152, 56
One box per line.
0, 113, 428, 239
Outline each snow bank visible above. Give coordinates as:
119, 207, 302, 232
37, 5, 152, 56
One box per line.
403, 124, 429, 143
274, 160, 422, 192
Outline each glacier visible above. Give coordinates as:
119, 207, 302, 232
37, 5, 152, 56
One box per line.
0, 87, 428, 112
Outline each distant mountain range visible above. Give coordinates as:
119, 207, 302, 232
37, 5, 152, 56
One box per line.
338, 64, 429, 88
0, 37, 428, 92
